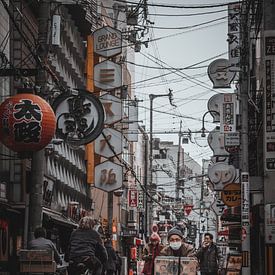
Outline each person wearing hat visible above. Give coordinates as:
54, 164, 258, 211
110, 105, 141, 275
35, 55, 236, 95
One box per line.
160, 228, 196, 258
142, 233, 163, 275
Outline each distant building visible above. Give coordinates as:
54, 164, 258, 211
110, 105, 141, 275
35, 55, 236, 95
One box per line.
151, 138, 215, 247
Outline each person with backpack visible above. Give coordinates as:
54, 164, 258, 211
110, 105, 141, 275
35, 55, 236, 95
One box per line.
67, 216, 107, 275
196, 233, 224, 275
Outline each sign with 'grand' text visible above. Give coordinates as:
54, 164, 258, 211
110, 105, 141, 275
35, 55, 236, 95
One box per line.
93, 26, 122, 58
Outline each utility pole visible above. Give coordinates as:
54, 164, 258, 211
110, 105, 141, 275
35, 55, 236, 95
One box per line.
28, 0, 50, 240
176, 120, 182, 200
148, 90, 175, 230
143, 133, 149, 237
240, 1, 250, 274
199, 159, 205, 244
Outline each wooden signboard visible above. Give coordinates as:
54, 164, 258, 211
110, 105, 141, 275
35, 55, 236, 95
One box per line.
154, 256, 197, 275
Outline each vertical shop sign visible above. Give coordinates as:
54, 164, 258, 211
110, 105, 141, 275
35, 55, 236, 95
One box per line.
128, 188, 138, 208
95, 128, 123, 158
127, 100, 139, 142
100, 94, 122, 125
265, 203, 275, 244
220, 93, 237, 133
264, 31, 275, 170
228, 3, 241, 74
137, 189, 144, 211
241, 172, 250, 226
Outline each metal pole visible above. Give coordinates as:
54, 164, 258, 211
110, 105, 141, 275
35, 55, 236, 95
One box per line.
148, 94, 154, 233
176, 120, 182, 200
28, 0, 50, 241
143, 133, 148, 237
148, 92, 175, 231
240, 2, 250, 274
199, 160, 205, 244
108, 192, 113, 236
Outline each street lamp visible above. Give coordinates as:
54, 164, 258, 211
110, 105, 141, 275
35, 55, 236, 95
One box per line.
200, 110, 220, 137
148, 90, 175, 232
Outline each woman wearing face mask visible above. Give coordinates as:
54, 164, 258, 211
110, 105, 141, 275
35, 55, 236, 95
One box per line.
160, 228, 197, 258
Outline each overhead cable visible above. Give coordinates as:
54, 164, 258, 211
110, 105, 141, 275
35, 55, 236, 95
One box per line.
114, 0, 239, 9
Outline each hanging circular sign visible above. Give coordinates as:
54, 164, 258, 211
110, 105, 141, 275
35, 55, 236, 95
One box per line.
52, 89, 105, 146
0, 93, 56, 152
221, 183, 241, 207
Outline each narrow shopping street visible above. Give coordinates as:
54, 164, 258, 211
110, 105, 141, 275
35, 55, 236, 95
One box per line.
0, 1, 272, 275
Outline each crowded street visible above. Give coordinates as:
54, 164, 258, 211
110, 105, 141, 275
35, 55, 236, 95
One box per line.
0, 0, 271, 274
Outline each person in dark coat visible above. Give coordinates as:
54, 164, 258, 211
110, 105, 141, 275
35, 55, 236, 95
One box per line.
196, 232, 223, 275
68, 216, 107, 275
115, 251, 122, 275
104, 239, 117, 275
28, 227, 62, 265
142, 233, 163, 275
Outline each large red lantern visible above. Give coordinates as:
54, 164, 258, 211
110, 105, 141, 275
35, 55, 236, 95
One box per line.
0, 94, 56, 152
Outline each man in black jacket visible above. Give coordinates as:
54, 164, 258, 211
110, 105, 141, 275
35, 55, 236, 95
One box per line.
196, 233, 223, 275
68, 216, 107, 275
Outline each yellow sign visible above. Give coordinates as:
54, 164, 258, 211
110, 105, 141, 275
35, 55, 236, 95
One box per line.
221, 183, 241, 207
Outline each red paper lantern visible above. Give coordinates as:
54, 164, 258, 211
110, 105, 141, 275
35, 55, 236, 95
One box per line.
0, 94, 56, 152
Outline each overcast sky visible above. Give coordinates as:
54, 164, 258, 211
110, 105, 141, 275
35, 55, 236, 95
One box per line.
134, 0, 236, 165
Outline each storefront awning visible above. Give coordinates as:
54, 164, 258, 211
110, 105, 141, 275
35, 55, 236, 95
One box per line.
42, 207, 78, 228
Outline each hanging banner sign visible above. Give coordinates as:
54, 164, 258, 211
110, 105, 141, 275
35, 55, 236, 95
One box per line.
93, 26, 122, 58
94, 60, 122, 90
220, 93, 237, 133
264, 31, 275, 171
128, 188, 138, 208
127, 100, 139, 142
228, 3, 241, 74
95, 128, 123, 158
100, 94, 122, 125
241, 172, 250, 226
95, 161, 123, 192
137, 189, 144, 211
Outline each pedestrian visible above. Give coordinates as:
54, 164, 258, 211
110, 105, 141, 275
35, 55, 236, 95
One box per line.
67, 216, 107, 275
196, 232, 224, 275
142, 232, 163, 275
104, 239, 117, 275
160, 228, 196, 258
115, 251, 122, 275
28, 227, 62, 265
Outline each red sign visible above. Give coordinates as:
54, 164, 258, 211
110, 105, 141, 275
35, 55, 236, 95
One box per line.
184, 205, 194, 216
130, 247, 137, 260
128, 189, 138, 208
218, 229, 229, 236
0, 94, 56, 152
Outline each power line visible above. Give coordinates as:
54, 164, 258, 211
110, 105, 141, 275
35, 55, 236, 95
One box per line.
148, 9, 227, 17
143, 15, 228, 30
115, 0, 239, 9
